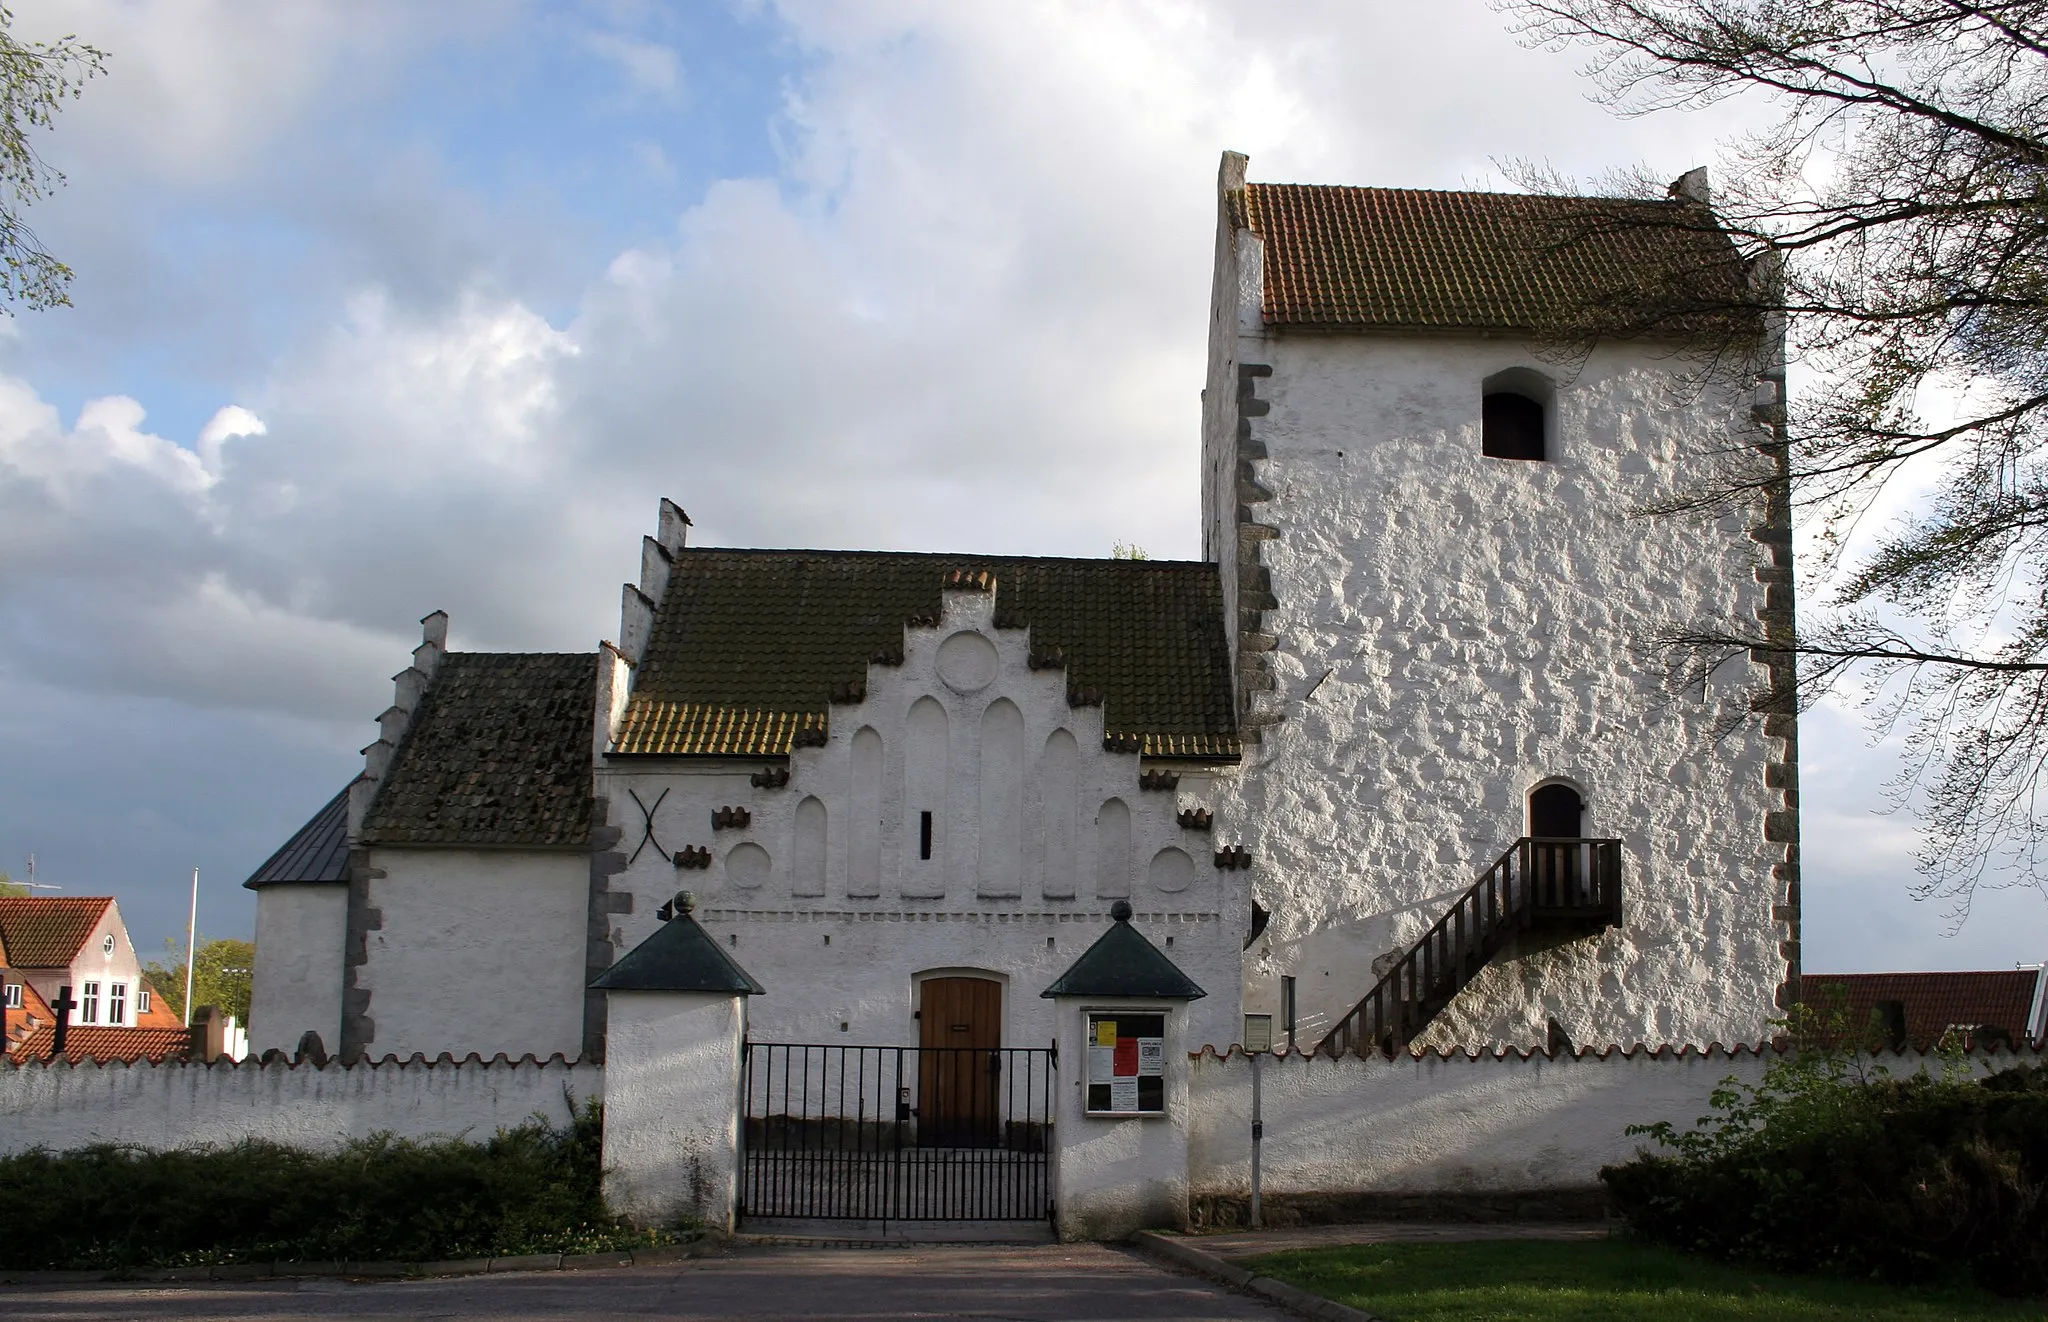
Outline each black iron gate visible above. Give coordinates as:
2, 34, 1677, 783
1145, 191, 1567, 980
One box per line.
739, 1042, 1055, 1224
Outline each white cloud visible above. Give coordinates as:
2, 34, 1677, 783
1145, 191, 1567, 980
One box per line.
580, 30, 684, 102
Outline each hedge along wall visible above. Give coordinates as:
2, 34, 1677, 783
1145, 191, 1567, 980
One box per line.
1184, 1043, 2047, 1226
0, 1056, 603, 1155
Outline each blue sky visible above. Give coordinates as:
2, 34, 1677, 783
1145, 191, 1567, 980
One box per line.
0, 0, 2040, 977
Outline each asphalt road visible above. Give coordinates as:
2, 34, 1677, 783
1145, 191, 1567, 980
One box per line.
0, 1242, 1300, 1321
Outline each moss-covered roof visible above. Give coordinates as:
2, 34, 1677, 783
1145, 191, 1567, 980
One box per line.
614, 550, 1239, 759
361, 652, 596, 848
1242, 182, 1746, 335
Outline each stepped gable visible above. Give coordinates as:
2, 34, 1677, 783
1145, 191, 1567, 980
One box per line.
1241, 182, 1746, 335
242, 786, 350, 888
614, 549, 1239, 760
360, 652, 596, 848
0, 896, 114, 968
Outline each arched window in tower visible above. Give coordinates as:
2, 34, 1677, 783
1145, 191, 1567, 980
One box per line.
1481, 368, 1553, 461
1529, 781, 1584, 838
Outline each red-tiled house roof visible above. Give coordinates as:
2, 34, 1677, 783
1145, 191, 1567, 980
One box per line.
10, 1024, 196, 1064
1802, 970, 2048, 1049
0, 897, 114, 967
134, 975, 185, 1028
3, 978, 53, 1058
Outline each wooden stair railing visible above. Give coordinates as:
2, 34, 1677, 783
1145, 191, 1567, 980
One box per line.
1315, 837, 1623, 1057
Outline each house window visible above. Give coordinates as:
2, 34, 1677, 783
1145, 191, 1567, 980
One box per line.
101, 933, 116, 956
2, 983, 20, 1010
81, 981, 100, 1024
919, 811, 934, 861
1481, 367, 1554, 461
138, 985, 151, 1014
108, 982, 127, 1025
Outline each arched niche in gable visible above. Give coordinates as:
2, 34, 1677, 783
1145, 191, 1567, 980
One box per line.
1095, 798, 1131, 898
794, 796, 827, 897
978, 699, 1025, 898
848, 727, 883, 899
902, 697, 949, 899
1038, 728, 1079, 900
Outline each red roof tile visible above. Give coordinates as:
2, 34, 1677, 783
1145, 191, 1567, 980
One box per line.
1803, 971, 2046, 1048
0, 897, 114, 968
10, 1024, 195, 1064
1240, 182, 1746, 336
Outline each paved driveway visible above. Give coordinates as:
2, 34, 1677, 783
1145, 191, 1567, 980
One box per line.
0, 1242, 1297, 1321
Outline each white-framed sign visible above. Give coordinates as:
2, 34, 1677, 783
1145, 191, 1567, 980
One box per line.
1084, 1011, 1166, 1115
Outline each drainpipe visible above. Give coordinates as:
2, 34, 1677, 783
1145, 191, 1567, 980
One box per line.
1250, 1048, 1264, 1229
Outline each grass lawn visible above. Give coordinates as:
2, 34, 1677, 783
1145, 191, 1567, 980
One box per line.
1244, 1238, 2046, 1321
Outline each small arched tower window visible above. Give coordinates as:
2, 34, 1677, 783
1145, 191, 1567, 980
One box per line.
1482, 368, 1553, 461
1529, 781, 1584, 839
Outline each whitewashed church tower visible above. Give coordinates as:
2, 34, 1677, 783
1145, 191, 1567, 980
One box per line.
1202, 153, 1798, 1051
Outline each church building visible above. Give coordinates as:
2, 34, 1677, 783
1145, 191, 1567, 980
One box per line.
244, 154, 1797, 1066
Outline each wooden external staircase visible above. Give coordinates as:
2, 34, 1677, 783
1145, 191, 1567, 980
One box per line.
1315, 838, 1624, 1057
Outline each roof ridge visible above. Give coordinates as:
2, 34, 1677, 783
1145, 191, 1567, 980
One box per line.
666, 546, 1212, 569
1247, 179, 1680, 207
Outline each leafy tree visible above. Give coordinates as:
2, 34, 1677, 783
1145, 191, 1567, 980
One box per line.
145, 936, 254, 1024
0, 871, 23, 898
1111, 541, 1149, 560
0, 4, 103, 310
1500, 0, 2048, 915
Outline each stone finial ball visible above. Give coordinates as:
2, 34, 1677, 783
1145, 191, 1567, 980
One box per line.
1110, 900, 1133, 923
677, 890, 696, 915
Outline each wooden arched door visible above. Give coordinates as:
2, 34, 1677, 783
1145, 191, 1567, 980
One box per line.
918, 976, 1001, 1148
1528, 783, 1588, 904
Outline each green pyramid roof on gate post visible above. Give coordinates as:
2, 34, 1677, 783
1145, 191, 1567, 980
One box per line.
1040, 901, 1207, 999
590, 892, 765, 995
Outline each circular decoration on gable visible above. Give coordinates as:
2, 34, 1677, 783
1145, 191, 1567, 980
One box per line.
936, 630, 999, 692
726, 842, 771, 889
101, 934, 116, 956
1149, 846, 1195, 894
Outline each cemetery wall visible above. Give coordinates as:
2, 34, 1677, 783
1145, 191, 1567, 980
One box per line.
1182, 1042, 2039, 1225
0, 1054, 599, 1155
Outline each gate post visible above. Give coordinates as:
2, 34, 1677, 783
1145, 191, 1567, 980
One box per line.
1040, 901, 1206, 1241
591, 892, 764, 1232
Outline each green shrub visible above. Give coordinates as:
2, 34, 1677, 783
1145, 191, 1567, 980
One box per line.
1602, 1022, 2048, 1297
0, 1100, 682, 1270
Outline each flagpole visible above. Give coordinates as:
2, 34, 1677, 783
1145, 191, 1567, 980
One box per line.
182, 867, 199, 1025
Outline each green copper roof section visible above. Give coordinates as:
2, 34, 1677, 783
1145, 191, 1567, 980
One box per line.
1041, 902, 1207, 1000
591, 896, 765, 995
614, 550, 1239, 759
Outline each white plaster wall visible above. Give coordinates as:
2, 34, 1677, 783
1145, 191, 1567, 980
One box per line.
1051, 998, 1191, 1240
361, 849, 588, 1060
248, 884, 346, 1056
0, 1057, 599, 1155
598, 586, 1250, 1052
1214, 326, 1785, 1052
1186, 1045, 2018, 1201
602, 991, 743, 1230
